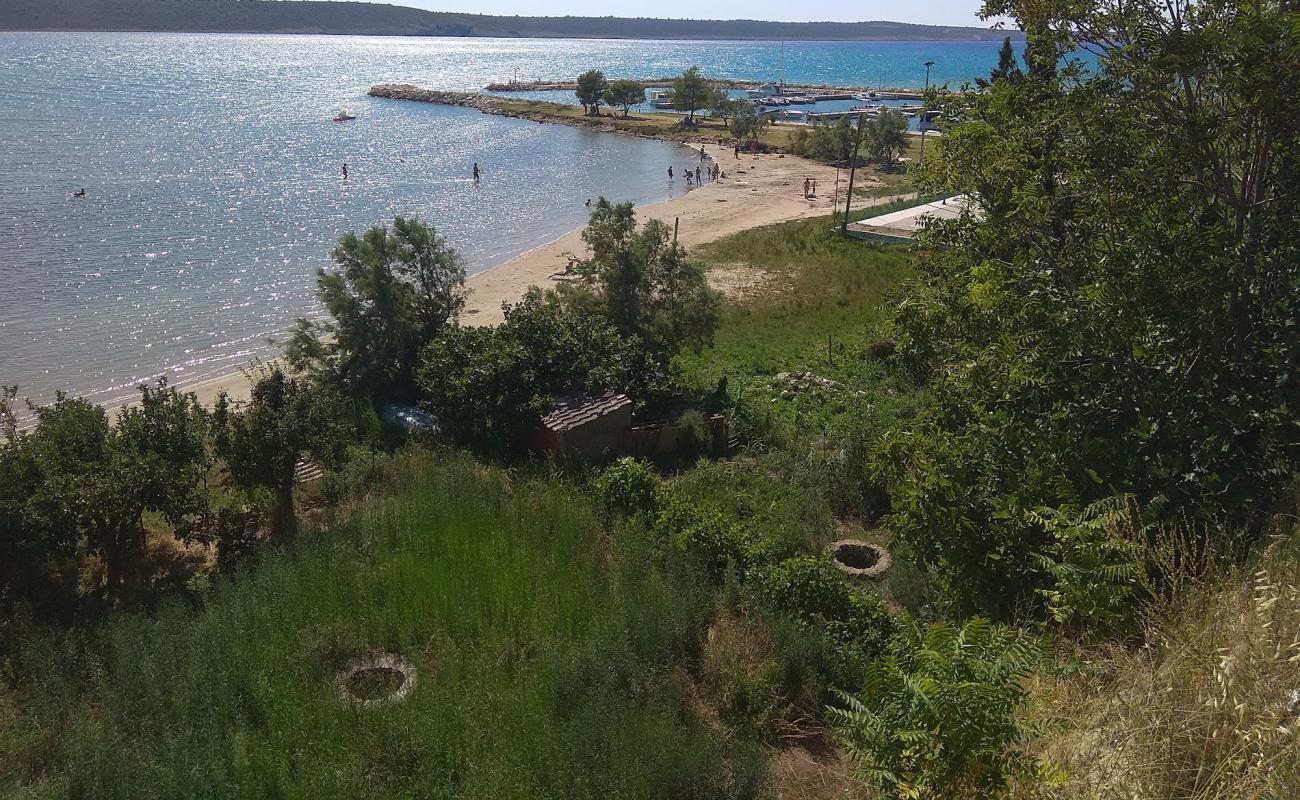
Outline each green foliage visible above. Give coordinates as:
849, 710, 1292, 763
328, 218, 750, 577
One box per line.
287, 216, 466, 403
862, 110, 908, 169
592, 457, 660, 522
0, 452, 764, 798
213, 367, 351, 544
580, 198, 722, 359
831, 618, 1047, 799
602, 78, 645, 117
676, 410, 715, 464
653, 497, 748, 582
790, 116, 857, 163
670, 66, 710, 122
724, 101, 768, 143
0, 381, 207, 596
976, 35, 1023, 88
575, 68, 608, 115
418, 288, 668, 456
753, 556, 850, 622
884, 0, 1300, 618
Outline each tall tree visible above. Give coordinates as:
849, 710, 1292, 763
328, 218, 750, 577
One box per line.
580, 199, 721, 357
977, 35, 1023, 87
213, 368, 350, 545
287, 216, 465, 403
863, 110, 909, 169
881, 0, 1300, 616
575, 69, 608, 116
726, 101, 768, 143
670, 66, 710, 123
603, 79, 645, 117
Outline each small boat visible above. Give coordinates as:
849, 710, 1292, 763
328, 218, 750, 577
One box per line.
333, 109, 356, 122
648, 91, 675, 109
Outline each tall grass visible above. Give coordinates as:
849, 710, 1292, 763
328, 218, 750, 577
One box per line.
0, 451, 763, 799
1034, 518, 1300, 800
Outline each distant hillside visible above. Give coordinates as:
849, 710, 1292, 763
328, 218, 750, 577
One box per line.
0, 0, 1015, 41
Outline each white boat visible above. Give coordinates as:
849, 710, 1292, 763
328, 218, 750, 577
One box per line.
648, 90, 675, 109
746, 82, 781, 99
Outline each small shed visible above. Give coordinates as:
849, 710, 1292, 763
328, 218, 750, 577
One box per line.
533, 392, 633, 463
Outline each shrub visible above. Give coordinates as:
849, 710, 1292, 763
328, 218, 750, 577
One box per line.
831, 618, 1047, 800
592, 457, 659, 522
653, 497, 747, 582
676, 410, 714, 464
754, 556, 850, 623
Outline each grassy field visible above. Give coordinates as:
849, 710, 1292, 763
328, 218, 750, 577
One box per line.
0, 452, 763, 799
682, 210, 920, 438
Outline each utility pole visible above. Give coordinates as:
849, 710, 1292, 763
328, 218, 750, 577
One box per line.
840, 110, 868, 236
919, 60, 935, 162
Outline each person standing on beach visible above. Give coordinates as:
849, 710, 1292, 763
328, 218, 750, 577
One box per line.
695, 165, 702, 184
342, 163, 349, 180
734, 144, 740, 158
811, 179, 817, 197
472, 162, 481, 183
803, 178, 810, 198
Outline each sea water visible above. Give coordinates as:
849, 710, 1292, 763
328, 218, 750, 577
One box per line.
0, 33, 1008, 411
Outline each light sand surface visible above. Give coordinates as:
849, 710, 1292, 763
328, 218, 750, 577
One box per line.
144, 143, 902, 411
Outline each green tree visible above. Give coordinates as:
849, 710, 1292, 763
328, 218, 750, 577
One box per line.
670, 66, 710, 123
726, 102, 768, 144
418, 288, 667, 455
0, 382, 207, 597
603, 79, 645, 117
575, 69, 608, 116
580, 198, 722, 358
790, 115, 856, 163
831, 619, 1046, 799
863, 110, 908, 169
976, 35, 1023, 88
213, 368, 350, 544
880, 0, 1300, 616
287, 216, 465, 403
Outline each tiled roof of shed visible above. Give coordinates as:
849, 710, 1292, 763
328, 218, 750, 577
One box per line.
540, 392, 632, 433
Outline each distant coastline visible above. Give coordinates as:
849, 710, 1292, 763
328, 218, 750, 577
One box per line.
1, 0, 1020, 41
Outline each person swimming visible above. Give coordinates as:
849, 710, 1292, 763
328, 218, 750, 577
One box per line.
71, 188, 86, 198
585, 198, 592, 206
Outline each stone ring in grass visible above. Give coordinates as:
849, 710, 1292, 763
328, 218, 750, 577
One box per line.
337, 652, 417, 708
830, 540, 891, 580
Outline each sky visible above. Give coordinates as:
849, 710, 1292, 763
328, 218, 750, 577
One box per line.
348, 0, 993, 27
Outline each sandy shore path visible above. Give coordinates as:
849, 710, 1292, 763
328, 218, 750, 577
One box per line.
167, 143, 873, 409
462, 142, 845, 325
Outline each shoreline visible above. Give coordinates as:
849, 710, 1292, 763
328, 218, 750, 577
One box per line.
166, 140, 904, 411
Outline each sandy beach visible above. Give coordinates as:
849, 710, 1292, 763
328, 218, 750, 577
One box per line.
170, 141, 892, 410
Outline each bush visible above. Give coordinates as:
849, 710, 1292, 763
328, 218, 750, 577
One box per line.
831, 618, 1046, 800
676, 410, 715, 464
592, 457, 659, 522
653, 497, 747, 582
753, 556, 850, 623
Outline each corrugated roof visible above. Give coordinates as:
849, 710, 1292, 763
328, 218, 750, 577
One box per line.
540, 392, 632, 433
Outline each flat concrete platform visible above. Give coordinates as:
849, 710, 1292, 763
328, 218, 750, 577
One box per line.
847, 195, 969, 242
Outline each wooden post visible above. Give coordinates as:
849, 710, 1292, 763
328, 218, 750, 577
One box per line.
840, 111, 868, 235
674, 216, 679, 244
828, 334, 833, 367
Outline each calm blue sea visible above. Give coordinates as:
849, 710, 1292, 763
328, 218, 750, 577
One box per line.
0, 32, 1008, 410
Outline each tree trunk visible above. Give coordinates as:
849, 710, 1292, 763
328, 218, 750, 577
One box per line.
270, 481, 297, 545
